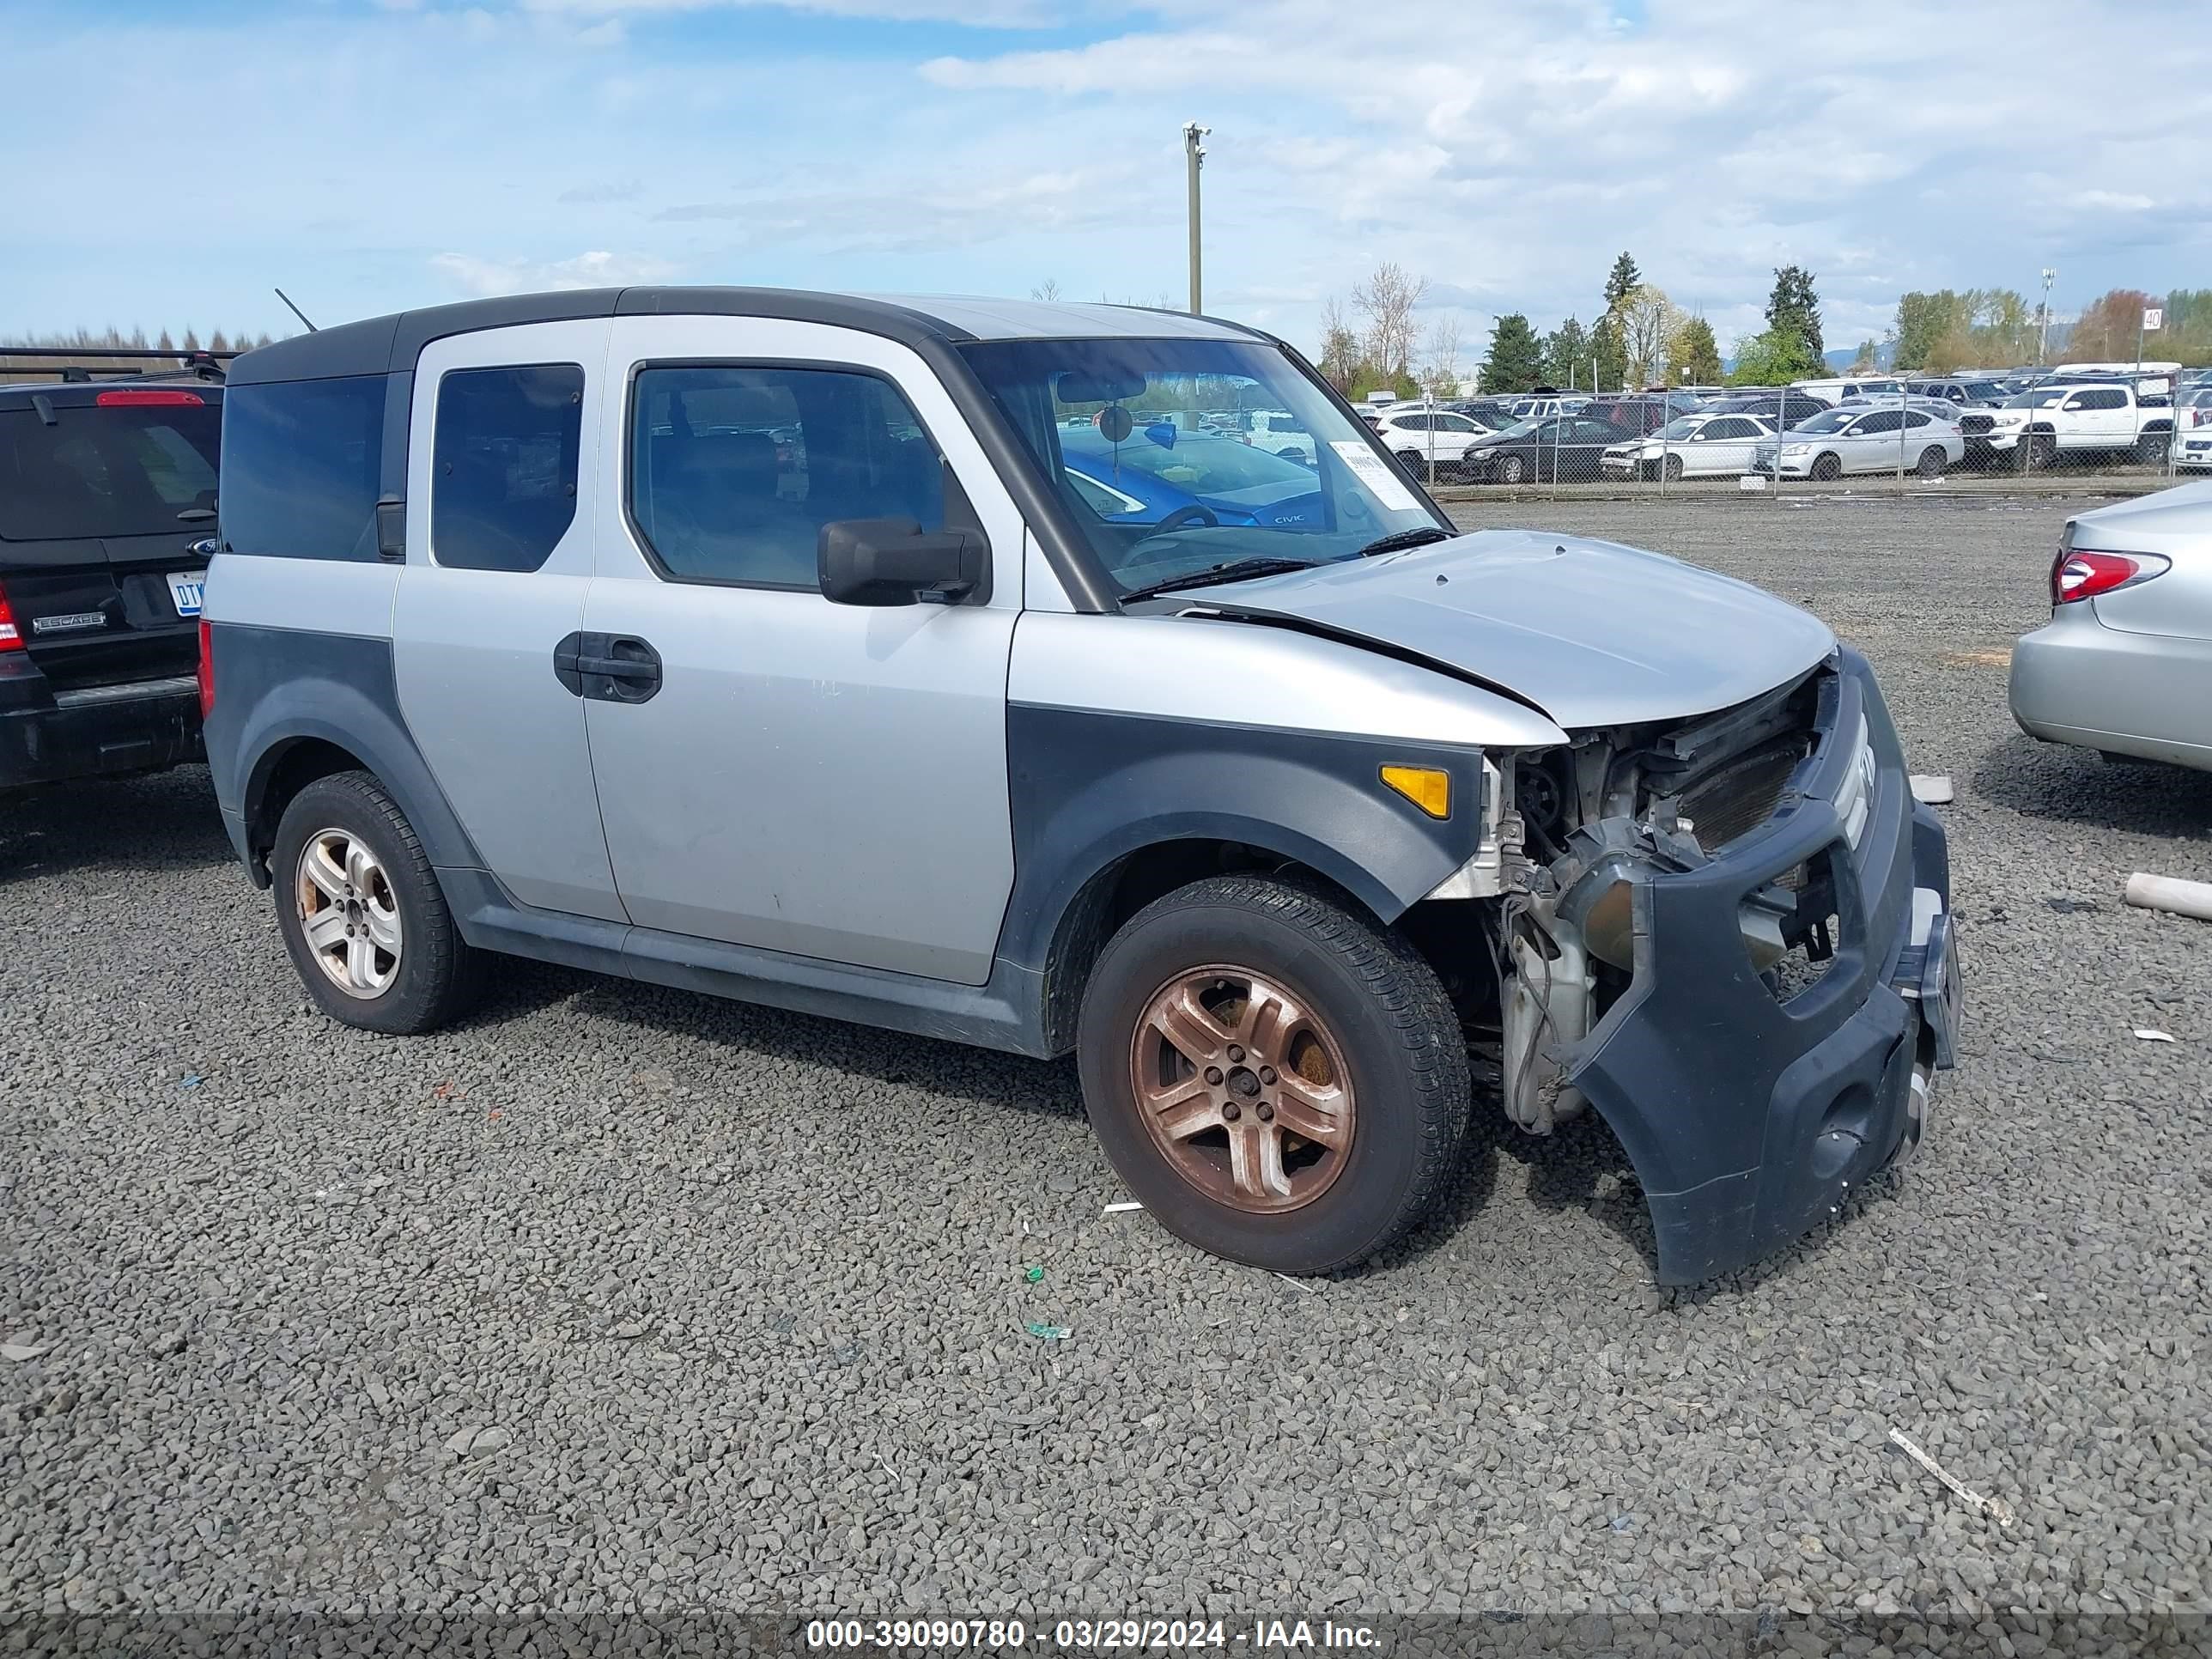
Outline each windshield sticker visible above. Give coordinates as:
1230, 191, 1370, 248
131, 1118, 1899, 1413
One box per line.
1329, 441, 1421, 512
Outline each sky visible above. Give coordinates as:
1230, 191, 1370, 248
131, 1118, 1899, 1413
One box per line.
4, 0, 2209, 365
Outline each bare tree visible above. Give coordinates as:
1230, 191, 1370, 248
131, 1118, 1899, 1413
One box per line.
1615, 284, 1682, 387
1352, 262, 1428, 383
1317, 295, 1361, 391
1030, 277, 1062, 301
1419, 313, 1463, 398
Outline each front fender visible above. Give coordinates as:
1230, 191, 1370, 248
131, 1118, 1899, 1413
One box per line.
994, 703, 1486, 974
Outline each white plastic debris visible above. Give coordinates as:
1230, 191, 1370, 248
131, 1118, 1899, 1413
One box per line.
1102, 1200, 1145, 1214
1909, 775, 1954, 805
2132, 1029, 2177, 1043
1888, 1427, 2015, 1528
2124, 872, 2212, 924
2, 1340, 52, 1363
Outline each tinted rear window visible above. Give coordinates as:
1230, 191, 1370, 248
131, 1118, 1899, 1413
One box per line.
0, 402, 221, 541
432, 364, 584, 573
220, 375, 386, 562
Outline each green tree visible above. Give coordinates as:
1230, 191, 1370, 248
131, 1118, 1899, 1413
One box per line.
1540, 315, 1591, 390
1480, 313, 1546, 393
1765, 265, 1825, 365
1728, 327, 1825, 386
1850, 338, 1879, 371
1589, 313, 1629, 392
1890, 290, 1965, 372
1602, 252, 1642, 312
1668, 315, 1723, 384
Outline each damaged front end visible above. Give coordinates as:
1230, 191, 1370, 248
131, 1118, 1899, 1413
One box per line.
1464, 650, 1959, 1283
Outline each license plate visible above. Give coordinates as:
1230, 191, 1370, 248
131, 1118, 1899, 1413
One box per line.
167, 571, 207, 617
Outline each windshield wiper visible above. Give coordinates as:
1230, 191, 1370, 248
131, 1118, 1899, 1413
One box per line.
1117, 556, 1318, 604
1352, 526, 1452, 559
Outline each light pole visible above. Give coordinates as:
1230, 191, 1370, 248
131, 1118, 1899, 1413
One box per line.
2038, 269, 2056, 366
1183, 122, 1209, 316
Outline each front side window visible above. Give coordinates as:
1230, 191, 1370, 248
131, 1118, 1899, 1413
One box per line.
432, 364, 583, 573
958, 337, 1445, 599
629, 365, 945, 589
220, 375, 385, 561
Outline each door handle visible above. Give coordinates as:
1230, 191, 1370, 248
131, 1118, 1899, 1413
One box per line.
553, 631, 662, 702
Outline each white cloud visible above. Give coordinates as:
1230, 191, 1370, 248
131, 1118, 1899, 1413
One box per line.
430, 249, 678, 295
3, 0, 2208, 361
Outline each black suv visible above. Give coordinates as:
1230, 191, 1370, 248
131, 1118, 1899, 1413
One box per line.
0, 380, 222, 787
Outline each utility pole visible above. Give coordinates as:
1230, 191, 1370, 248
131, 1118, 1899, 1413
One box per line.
2038, 269, 2056, 366
1183, 121, 1208, 315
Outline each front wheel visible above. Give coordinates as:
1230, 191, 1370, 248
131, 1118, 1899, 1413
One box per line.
1076, 876, 1470, 1274
1497, 453, 1527, 485
1809, 452, 1843, 481
1662, 452, 1684, 483
271, 770, 484, 1034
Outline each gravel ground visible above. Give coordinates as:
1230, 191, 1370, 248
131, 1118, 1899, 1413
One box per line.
3, 493, 2209, 1644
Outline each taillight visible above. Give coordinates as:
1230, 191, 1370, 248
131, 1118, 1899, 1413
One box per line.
197, 618, 215, 717
0, 583, 21, 652
2051, 549, 2172, 605
95, 388, 205, 406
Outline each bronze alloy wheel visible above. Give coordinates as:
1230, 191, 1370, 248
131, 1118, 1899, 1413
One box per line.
1127, 964, 1356, 1213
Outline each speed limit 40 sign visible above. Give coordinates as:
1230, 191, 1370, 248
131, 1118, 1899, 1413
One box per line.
2143, 307, 2164, 331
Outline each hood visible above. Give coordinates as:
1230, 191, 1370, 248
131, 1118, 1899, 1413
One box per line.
1179, 529, 1838, 729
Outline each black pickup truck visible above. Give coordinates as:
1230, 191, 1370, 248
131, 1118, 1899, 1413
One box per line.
1, 380, 222, 788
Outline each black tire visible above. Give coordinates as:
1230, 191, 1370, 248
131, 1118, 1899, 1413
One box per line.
270, 770, 484, 1035
1498, 453, 1527, 485
2135, 431, 2169, 467
1076, 876, 1470, 1274
1662, 452, 1684, 483
2026, 434, 2057, 471
1394, 448, 1430, 477
1917, 446, 1946, 478
1809, 452, 1843, 482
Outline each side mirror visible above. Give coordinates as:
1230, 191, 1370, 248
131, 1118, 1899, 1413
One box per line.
818, 518, 989, 607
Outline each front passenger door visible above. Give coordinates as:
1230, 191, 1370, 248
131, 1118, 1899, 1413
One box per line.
579, 316, 1024, 985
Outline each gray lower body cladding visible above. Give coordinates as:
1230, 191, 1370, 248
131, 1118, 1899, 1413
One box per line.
1564, 653, 1955, 1284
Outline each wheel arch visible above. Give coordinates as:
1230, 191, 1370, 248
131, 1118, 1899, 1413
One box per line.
999, 714, 1487, 1056
229, 665, 487, 890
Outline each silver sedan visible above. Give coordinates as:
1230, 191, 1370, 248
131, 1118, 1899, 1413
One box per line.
1752, 402, 1966, 480
2010, 481, 2212, 772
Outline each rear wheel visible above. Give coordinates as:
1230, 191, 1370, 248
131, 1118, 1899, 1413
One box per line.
271, 770, 483, 1035
1810, 452, 1843, 481
1076, 876, 1469, 1274
2135, 431, 2170, 467
1916, 446, 1946, 478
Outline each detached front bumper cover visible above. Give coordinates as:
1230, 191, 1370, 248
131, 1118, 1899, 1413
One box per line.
1560, 651, 1958, 1284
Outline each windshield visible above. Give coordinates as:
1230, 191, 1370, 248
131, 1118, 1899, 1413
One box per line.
1790, 409, 1856, 434
958, 338, 1446, 597
0, 400, 222, 541
1655, 416, 1702, 441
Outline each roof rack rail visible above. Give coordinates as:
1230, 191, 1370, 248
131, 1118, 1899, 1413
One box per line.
0, 345, 240, 384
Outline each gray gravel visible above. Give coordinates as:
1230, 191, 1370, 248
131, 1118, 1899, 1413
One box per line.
3, 493, 2209, 1637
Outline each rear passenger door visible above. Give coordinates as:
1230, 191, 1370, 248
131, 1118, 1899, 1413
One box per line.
391, 320, 626, 922
580, 314, 1024, 984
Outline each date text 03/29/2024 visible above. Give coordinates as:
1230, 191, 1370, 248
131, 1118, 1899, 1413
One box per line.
803, 1619, 1379, 1650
